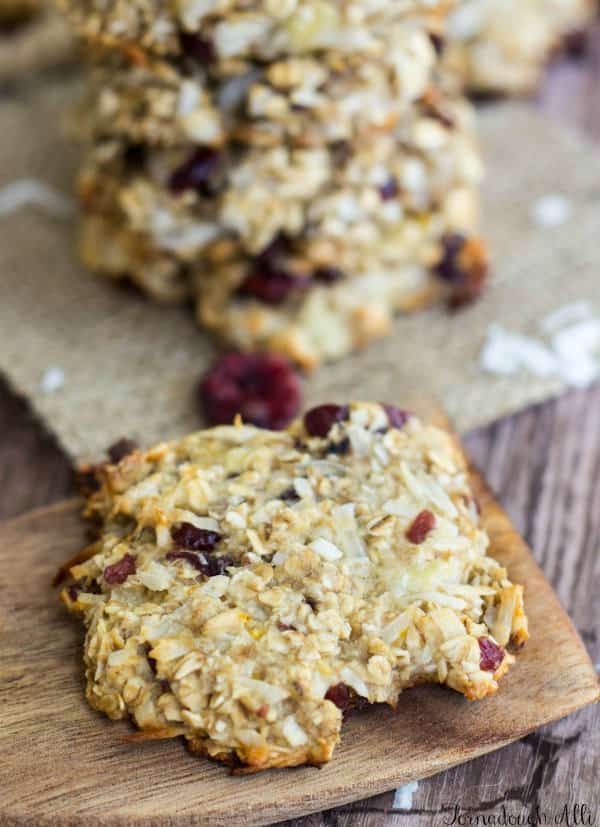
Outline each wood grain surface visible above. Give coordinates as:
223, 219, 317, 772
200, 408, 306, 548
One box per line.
0, 407, 597, 827
1, 24, 600, 827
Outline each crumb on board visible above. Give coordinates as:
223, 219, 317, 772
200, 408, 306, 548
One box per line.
393, 780, 420, 810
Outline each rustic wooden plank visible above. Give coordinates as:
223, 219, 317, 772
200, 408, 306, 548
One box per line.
0, 380, 73, 520
0, 405, 597, 827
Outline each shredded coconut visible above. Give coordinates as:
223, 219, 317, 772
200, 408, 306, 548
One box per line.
0, 179, 74, 219
552, 320, 600, 388
39, 367, 65, 394
540, 301, 593, 334
480, 325, 558, 378
393, 780, 419, 810
530, 193, 572, 227
481, 306, 600, 389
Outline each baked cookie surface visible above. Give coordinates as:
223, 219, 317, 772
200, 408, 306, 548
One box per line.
61, 402, 528, 771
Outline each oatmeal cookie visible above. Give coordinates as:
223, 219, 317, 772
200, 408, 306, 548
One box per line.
62, 0, 488, 362
444, 0, 595, 94
59, 402, 528, 771
82, 22, 441, 151
77, 89, 484, 365
59, 0, 455, 61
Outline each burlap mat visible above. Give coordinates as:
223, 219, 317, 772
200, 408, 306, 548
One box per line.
1, 77, 600, 460
0, 12, 75, 82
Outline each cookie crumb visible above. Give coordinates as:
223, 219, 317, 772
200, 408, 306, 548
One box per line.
531, 194, 572, 227
393, 781, 419, 811
0, 179, 74, 219
40, 366, 65, 393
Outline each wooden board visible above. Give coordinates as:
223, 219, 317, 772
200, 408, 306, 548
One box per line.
0, 425, 598, 827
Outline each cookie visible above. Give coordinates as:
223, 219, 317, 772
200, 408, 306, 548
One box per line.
62, 0, 488, 364
444, 0, 595, 94
76, 87, 485, 366
60, 402, 528, 771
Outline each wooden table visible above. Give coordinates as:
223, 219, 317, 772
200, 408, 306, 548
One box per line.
2, 26, 600, 826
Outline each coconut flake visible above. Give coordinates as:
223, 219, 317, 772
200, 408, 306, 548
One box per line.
293, 477, 313, 499
236, 677, 289, 704
138, 562, 174, 591
346, 423, 372, 457
281, 715, 309, 747
531, 193, 572, 227
0, 179, 74, 219
340, 666, 369, 698
39, 366, 65, 394
309, 537, 343, 561
552, 320, 600, 388
480, 324, 558, 378
540, 301, 593, 334
175, 511, 221, 533
481, 314, 600, 389
332, 502, 366, 558
393, 781, 419, 811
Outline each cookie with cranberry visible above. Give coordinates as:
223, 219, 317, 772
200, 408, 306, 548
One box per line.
59, 402, 527, 771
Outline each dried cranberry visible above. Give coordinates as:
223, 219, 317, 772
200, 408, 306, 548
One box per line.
237, 234, 309, 305
434, 234, 466, 283
143, 642, 158, 675
303, 404, 349, 438
238, 266, 305, 305
326, 436, 351, 455
104, 554, 137, 585
200, 352, 301, 430
205, 555, 233, 576
313, 266, 344, 284
279, 486, 300, 502
324, 683, 352, 712
383, 404, 410, 429
379, 177, 398, 201
169, 148, 222, 196
406, 510, 436, 544
107, 438, 138, 464
123, 144, 147, 169
563, 29, 588, 59
166, 549, 232, 577
478, 637, 504, 672
330, 140, 352, 166
433, 234, 488, 310
179, 31, 215, 66
429, 32, 445, 55
171, 522, 221, 551
256, 233, 292, 264
77, 465, 101, 496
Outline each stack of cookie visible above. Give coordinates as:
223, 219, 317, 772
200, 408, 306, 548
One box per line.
63, 0, 487, 369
